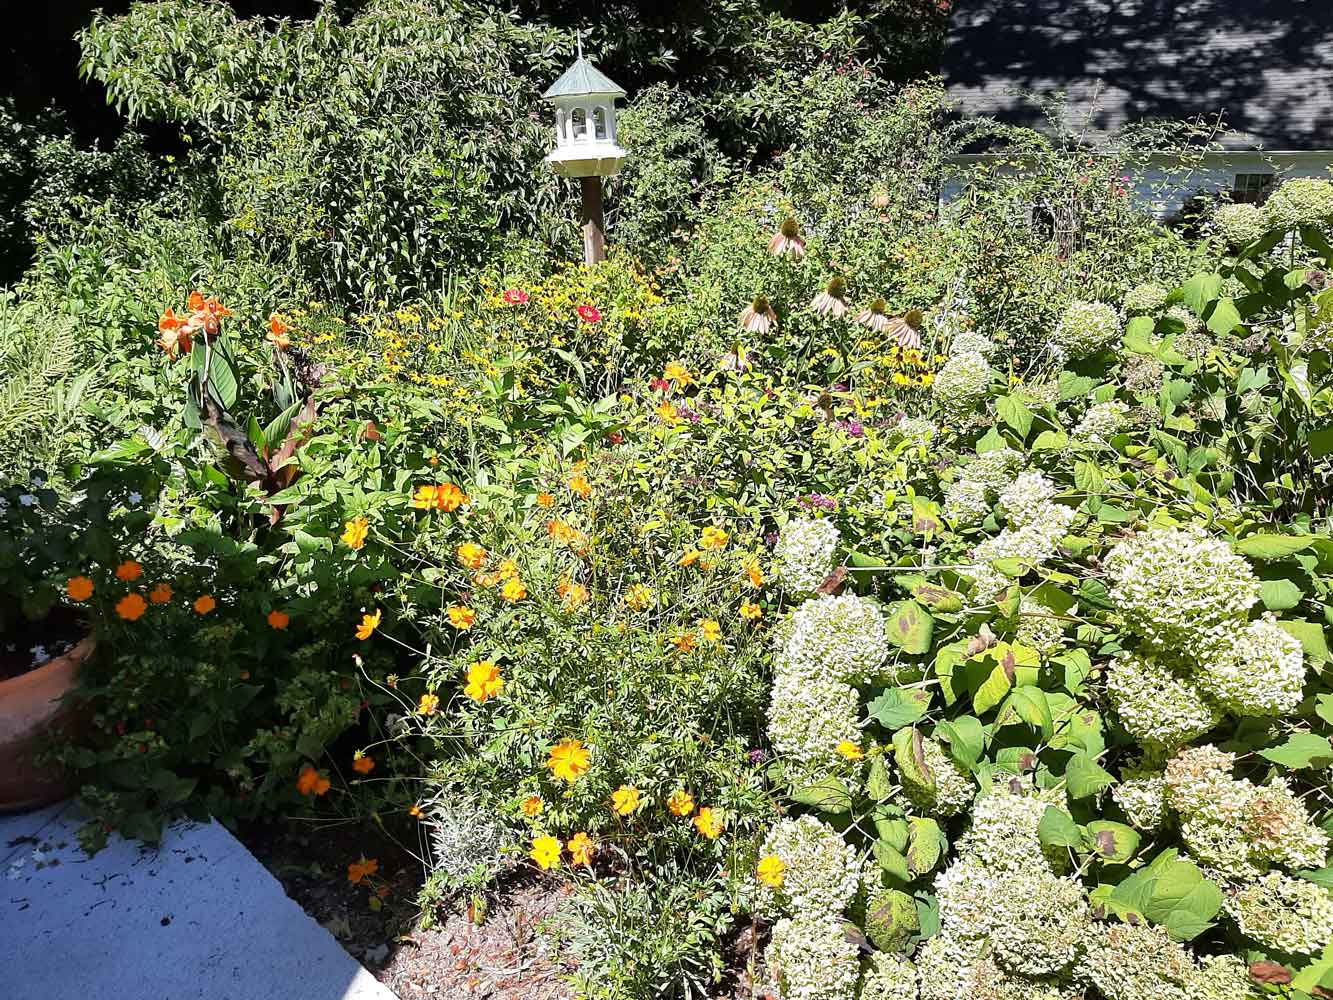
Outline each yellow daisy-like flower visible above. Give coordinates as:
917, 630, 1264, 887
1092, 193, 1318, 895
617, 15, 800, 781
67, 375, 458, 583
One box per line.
671, 631, 696, 653
743, 559, 764, 588
557, 578, 589, 609
355, 608, 382, 640
756, 855, 786, 888
611, 785, 640, 816
623, 583, 654, 611
446, 605, 475, 630
656, 400, 679, 424
678, 548, 701, 567
835, 740, 865, 761
666, 790, 695, 817
530, 835, 562, 870
463, 660, 503, 703
698, 619, 721, 642
455, 541, 487, 569
417, 692, 440, 716
664, 361, 692, 386
546, 738, 591, 783
521, 794, 544, 818
693, 806, 724, 839
500, 576, 527, 602
739, 601, 763, 622
567, 473, 592, 499
341, 516, 369, 550
567, 831, 594, 867
698, 526, 728, 551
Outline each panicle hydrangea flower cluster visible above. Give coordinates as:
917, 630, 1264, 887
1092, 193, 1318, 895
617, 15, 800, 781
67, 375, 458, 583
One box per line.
888, 416, 937, 449
1053, 300, 1120, 360
859, 953, 919, 1000
1105, 653, 1220, 753
1263, 177, 1333, 231
943, 448, 1024, 525
998, 472, 1059, 527
765, 914, 861, 1000
773, 517, 842, 595
1225, 871, 1333, 955
1079, 922, 1197, 1000
775, 594, 889, 685
1111, 757, 1168, 831
1195, 614, 1306, 717
955, 779, 1071, 876
1072, 399, 1128, 445
1104, 525, 1261, 651
1122, 282, 1170, 314
899, 736, 976, 817
931, 351, 992, 417
766, 674, 860, 782
1212, 202, 1269, 247
756, 815, 861, 917
948, 330, 996, 358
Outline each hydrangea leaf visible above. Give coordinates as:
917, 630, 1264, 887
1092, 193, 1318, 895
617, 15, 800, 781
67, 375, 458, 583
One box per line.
867, 687, 933, 730
996, 394, 1033, 438
996, 687, 1054, 740
1037, 804, 1083, 849
1205, 296, 1243, 335
865, 888, 920, 952
1085, 820, 1140, 863
872, 839, 912, 882
1235, 533, 1314, 560
872, 808, 909, 851
1108, 851, 1221, 941
1260, 577, 1304, 610
1257, 732, 1333, 770
1052, 648, 1093, 693
886, 599, 934, 655
892, 728, 934, 794
908, 580, 963, 612
1064, 752, 1117, 800
1278, 619, 1329, 662
1179, 272, 1223, 314
789, 776, 853, 814
905, 817, 945, 875
1032, 429, 1069, 451
935, 715, 985, 769
866, 759, 896, 803
1296, 868, 1333, 890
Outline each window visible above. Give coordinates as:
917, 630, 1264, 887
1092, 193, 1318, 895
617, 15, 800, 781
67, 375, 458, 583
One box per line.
1232, 173, 1275, 204
571, 107, 588, 141
593, 107, 608, 141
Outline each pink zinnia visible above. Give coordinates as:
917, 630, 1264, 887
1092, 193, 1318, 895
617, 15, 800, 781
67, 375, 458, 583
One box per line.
576, 304, 601, 324
502, 288, 529, 305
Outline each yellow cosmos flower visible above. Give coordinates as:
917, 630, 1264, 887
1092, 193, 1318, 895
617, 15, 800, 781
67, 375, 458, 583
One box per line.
557, 578, 589, 609
341, 516, 369, 550
530, 835, 562, 870
546, 738, 591, 783
447, 605, 475, 630
664, 360, 692, 385
656, 400, 679, 424
666, 790, 695, 817
463, 660, 503, 703
455, 541, 487, 569
693, 807, 724, 839
417, 692, 440, 716
739, 601, 763, 622
744, 559, 765, 588
521, 794, 544, 817
698, 526, 728, 551
500, 576, 527, 602
835, 740, 865, 761
756, 855, 786, 888
567, 831, 594, 867
355, 608, 382, 640
567, 473, 592, 499
611, 785, 640, 816
699, 619, 721, 642
678, 548, 701, 567
671, 631, 697, 653
624, 583, 653, 611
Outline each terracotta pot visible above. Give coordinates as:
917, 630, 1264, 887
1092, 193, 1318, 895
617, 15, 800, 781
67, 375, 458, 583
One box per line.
0, 634, 92, 813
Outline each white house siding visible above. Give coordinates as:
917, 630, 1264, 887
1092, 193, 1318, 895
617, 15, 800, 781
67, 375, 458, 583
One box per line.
943, 151, 1333, 219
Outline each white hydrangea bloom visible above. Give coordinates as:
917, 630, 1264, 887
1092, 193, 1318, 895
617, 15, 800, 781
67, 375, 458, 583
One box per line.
987, 869, 1090, 978
1072, 399, 1128, 444
1245, 778, 1330, 870
1212, 202, 1269, 247
1104, 525, 1261, 650
774, 517, 841, 595
932, 351, 992, 416
890, 416, 937, 449
1080, 923, 1197, 1000
1263, 177, 1333, 231
1226, 871, 1333, 955
859, 953, 918, 1000
766, 675, 860, 780
775, 594, 888, 685
1196, 615, 1306, 717
999, 472, 1059, 527
916, 932, 1073, 1000
1014, 600, 1067, 658
944, 479, 993, 526
765, 914, 860, 1000
949, 330, 996, 358
1122, 282, 1170, 314
1165, 304, 1205, 335
1054, 300, 1120, 359
1105, 653, 1221, 753
756, 815, 860, 918
1186, 954, 1263, 1000
1112, 759, 1168, 831
1121, 353, 1166, 394
967, 504, 1074, 598
944, 449, 1025, 525
956, 780, 1070, 876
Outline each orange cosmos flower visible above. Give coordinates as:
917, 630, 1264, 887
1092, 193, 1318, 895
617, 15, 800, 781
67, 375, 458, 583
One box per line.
756, 855, 786, 888
463, 660, 503, 703
500, 576, 527, 602
446, 605, 475, 630
352, 754, 375, 774
296, 765, 331, 796
347, 857, 378, 884
693, 806, 724, 839
744, 559, 765, 588
546, 739, 591, 783
455, 542, 487, 569
666, 790, 695, 817
678, 548, 701, 567
148, 582, 173, 604
739, 601, 763, 622
115, 560, 143, 582
417, 692, 440, 716
557, 578, 589, 609
411, 483, 467, 511
568, 832, 594, 867
408, 803, 424, 820
341, 516, 369, 550
194, 595, 216, 615
623, 584, 653, 611
520, 794, 544, 818
671, 632, 697, 653
355, 608, 381, 640
116, 593, 147, 621
566, 473, 592, 499
699, 619, 721, 642
698, 526, 728, 551
66, 576, 94, 602
267, 609, 290, 630
535, 492, 555, 507
611, 785, 640, 816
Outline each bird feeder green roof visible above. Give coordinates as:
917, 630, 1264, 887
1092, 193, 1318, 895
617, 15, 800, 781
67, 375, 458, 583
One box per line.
542, 56, 626, 100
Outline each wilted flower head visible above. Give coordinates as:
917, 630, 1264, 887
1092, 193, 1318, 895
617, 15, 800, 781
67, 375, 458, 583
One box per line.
809, 277, 849, 318
768, 217, 806, 258
738, 296, 777, 334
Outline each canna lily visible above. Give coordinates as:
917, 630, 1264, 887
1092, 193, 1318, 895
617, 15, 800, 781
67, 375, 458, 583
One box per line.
156, 308, 192, 360
267, 313, 290, 351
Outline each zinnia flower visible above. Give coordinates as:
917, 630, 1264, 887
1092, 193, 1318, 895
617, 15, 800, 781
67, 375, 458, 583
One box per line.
568, 832, 594, 866
296, 765, 330, 796
148, 582, 172, 604
193, 594, 216, 615
576, 304, 601, 324
66, 576, 94, 602
341, 516, 369, 549
738, 296, 777, 335
693, 806, 724, 839
756, 855, 786, 887
767, 218, 806, 258
456, 542, 487, 569
611, 785, 640, 816
521, 794, 544, 817
267, 609, 289, 630
854, 297, 891, 333
463, 660, 503, 703
667, 790, 695, 816
352, 754, 374, 774
447, 605, 475, 630
417, 692, 440, 715
809, 277, 849, 318
546, 738, 591, 783
355, 608, 382, 640
116, 593, 147, 621
502, 288, 529, 306
530, 835, 562, 870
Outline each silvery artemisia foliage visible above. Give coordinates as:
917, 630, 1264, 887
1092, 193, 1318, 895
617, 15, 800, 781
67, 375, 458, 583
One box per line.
773, 517, 842, 595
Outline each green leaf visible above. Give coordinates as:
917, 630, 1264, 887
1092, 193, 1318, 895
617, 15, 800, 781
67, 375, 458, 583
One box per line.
996, 687, 1054, 739
935, 716, 985, 769
867, 760, 895, 803
1038, 805, 1083, 850
1057, 371, 1096, 401
1112, 852, 1223, 941
886, 599, 934, 655
1317, 694, 1333, 727
1260, 577, 1305, 611
906, 817, 945, 875
1179, 272, 1223, 315
1235, 533, 1313, 559
1053, 649, 1093, 693
996, 395, 1034, 438
867, 687, 933, 730
1258, 733, 1333, 770
1086, 820, 1140, 863
1296, 868, 1333, 890
1065, 753, 1117, 800
1074, 461, 1104, 493
975, 426, 1006, 453
1032, 429, 1069, 451
972, 660, 1012, 716
790, 776, 853, 813
873, 840, 912, 882
909, 581, 962, 612
1279, 619, 1329, 662
1205, 296, 1243, 335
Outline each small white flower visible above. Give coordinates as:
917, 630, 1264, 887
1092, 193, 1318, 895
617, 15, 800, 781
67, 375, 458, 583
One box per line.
127, 491, 143, 506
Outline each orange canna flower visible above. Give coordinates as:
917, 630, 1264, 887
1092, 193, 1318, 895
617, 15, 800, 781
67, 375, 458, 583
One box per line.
148, 582, 173, 604
156, 308, 192, 360
267, 609, 290, 630
352, 754, 375, 775
115, 560, 143, 582
355, 609, 381, 640
267, 313, 290, 350
446, 605, 475, 630
341, 516, 369, 550
66, 576, 94, 602
347, 857, 378, 884
194, 595, 216, 615
296, 765, 331, 796
116, 593, 147, 621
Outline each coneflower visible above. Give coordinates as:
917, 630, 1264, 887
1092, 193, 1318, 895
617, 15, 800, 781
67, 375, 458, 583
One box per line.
809, 277, 849, 318
738, 295, 777, 335
854, 297, 891, 333
885, 308, 924, 350
718, 344, 752, 372
767, 218, 806, 259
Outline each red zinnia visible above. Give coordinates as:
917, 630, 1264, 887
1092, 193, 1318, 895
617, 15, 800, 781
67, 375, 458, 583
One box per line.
576, 304, 601, 324
502, 288, 529, 306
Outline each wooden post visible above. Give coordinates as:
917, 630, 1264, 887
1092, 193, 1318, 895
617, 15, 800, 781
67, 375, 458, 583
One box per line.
580, 175, 605, 265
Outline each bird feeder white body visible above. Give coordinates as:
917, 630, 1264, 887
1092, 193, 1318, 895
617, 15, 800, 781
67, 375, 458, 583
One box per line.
542, 53, 628, 178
